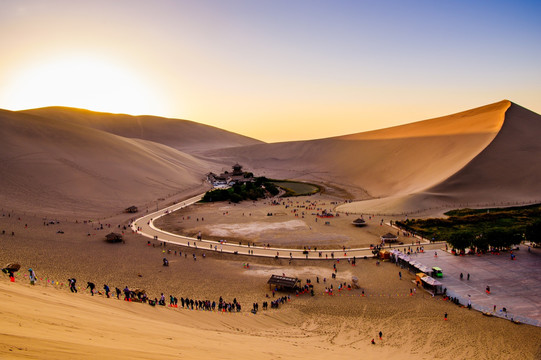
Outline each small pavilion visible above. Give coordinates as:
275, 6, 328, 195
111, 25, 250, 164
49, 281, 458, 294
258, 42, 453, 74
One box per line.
380, 232, 398, 244
352, 218, 366, 227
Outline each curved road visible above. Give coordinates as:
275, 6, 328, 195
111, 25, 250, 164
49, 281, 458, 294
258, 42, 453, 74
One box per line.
131, 193, 437, 260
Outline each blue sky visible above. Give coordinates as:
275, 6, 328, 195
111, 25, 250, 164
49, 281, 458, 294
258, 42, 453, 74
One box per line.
1, 0, 539, 141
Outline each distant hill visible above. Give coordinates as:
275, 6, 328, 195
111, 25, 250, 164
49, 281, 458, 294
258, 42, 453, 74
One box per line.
22, 107, 263, 153
0, 109, 215, 217
206, 100, 541, 215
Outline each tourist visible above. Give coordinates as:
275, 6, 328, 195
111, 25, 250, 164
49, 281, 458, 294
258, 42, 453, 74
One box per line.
86, 282, 96, 296
28, 268, 37, 285
104, 284, 110, 298
68, 278, 77, 293
123, 286, 130, 300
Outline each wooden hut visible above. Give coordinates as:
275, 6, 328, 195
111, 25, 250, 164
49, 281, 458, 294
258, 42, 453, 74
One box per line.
352, 218, 366, 227
380, 232, 398, 244
105, 232, 123, 243
125, 206, 138, 213
267, 275, 298, 291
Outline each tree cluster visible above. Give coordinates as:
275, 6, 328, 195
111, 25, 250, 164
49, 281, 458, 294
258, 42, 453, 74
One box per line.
202, 177, 279, 203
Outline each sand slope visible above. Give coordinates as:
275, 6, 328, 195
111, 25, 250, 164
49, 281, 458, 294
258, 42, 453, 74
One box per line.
337, 101, 541, 215
0, 109, 213, 217
2, 270, 540, 360
208, 101, 510, 204
3, 99, 540, 217
22, 107, 263, 153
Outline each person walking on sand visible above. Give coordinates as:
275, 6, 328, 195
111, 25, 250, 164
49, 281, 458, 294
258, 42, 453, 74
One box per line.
86, 282, 96, 296
68, 278, 77, 293
104, 284, 110, 298
399, 271, 402, 280
123, 286, 130, 301
379, 331, 382, 340
28, 268, 37, 285
444, 312, 448, 321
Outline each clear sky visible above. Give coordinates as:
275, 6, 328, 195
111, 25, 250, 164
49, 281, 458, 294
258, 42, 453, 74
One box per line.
1, 0, 540, 142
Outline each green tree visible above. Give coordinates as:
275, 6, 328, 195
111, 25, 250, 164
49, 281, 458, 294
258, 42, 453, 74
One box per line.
445, 230, 474, 252
526, 220, 541, 245
484, 228, 521, 250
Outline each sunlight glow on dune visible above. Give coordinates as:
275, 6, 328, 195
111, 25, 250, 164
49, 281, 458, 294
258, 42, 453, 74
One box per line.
2, 54, 169, 116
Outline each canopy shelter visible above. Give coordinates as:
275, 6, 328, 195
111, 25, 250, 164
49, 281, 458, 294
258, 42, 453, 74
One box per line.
416, 272, 427, 285
381, 232, 398, 243
267, 275, 298, 291
421, 276, 443, 294
408, 260, 421, 272
105, 232, 123, 243
352, 218, 366, 227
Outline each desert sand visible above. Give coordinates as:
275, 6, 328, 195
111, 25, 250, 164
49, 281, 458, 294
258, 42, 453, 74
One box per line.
154, 194, 411, 249
2, 209, 541, 360
1, 100, 541, 359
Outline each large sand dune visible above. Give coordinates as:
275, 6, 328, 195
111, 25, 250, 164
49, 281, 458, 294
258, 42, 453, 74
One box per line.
336, 101, 541, 215
209, 100, 524, 214
3, 99, 540, 217
22, 107, 263, 153
0, 109, 214, 217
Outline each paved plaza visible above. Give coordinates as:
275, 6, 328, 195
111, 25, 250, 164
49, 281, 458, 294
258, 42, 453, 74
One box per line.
410, 246, 541, 326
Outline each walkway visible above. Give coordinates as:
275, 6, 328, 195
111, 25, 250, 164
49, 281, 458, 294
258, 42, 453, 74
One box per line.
130, 193, 439, 260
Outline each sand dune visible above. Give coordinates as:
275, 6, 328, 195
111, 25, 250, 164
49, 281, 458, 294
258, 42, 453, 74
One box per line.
208, 101, 511, 206
0, 109, 213, 217
337, 101, 541, 215
2, 262, 540, 360
22, 107, 263, 153
2, 101, 541, 359
4, 99, 539, 217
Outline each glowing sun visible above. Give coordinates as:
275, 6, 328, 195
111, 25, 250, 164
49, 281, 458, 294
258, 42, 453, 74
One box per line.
2, 54, 167, 115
